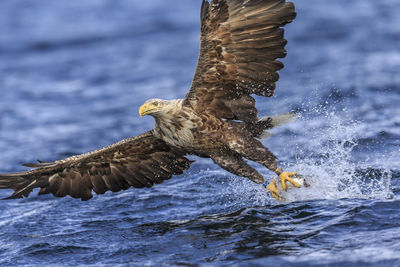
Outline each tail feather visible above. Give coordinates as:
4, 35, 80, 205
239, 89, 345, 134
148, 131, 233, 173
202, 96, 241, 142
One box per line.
267, 113, 297, 128
255, 113, 296, 139
258, 131, 274, 139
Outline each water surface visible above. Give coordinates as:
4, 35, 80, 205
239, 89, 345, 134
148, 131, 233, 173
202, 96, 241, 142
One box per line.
0, 0, 399, 266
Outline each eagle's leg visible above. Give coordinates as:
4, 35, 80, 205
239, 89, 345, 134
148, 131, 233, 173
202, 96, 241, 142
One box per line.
229, 137, 300, 195
273, 168, 300, 191
211, 154, 265, 184
228, 137, 278, 170
265, 179, 284, 201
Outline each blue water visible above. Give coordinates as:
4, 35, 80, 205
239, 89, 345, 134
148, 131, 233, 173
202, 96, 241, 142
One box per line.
0, 0, 399, 266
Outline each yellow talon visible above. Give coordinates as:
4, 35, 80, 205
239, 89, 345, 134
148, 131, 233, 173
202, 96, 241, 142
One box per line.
265, 180, 285, 201
275, 168, 301, 191
265, 169, 303, 201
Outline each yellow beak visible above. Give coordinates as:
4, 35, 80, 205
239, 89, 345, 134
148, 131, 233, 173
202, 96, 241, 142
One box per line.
139, 103, 152, 116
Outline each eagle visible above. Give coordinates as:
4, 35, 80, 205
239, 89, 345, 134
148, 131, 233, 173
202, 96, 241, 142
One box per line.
0, 0, 300, 202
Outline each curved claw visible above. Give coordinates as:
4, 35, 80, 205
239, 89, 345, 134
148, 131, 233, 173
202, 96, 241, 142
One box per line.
264, 180, 284, 201
278, 171, 300, 191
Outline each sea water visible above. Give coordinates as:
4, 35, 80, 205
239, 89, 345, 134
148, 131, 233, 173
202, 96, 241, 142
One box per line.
0, 0, 399, 266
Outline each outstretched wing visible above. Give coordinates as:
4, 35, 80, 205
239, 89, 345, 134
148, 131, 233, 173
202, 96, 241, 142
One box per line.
184, 0, 296, 125
0, 131, 192, 201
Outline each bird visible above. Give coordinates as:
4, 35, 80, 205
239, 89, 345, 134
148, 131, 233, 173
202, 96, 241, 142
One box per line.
0, 0, 300, 202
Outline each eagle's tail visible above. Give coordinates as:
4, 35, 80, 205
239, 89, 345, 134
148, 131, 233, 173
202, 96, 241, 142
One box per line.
254, 113, 297, 139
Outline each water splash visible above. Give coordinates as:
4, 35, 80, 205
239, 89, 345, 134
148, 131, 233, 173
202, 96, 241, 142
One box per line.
203, 108, 393, 206
281, 111, 393, 202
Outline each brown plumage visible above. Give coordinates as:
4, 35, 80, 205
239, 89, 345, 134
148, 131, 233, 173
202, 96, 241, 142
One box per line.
0, 0, 296, 201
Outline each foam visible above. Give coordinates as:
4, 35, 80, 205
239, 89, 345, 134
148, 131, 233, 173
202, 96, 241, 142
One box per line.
280, 112, 393, 202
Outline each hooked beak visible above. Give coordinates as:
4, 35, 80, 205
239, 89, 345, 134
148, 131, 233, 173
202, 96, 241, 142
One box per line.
139, 103, 153, 116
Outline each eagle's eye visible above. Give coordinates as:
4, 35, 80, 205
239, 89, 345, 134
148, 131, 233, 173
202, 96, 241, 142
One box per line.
153, 102, 159, 107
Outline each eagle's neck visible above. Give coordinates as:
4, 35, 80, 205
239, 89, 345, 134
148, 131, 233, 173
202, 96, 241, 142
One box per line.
153, 99, 197, 148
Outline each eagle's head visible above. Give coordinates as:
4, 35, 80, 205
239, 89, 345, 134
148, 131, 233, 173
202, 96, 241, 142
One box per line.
139, 99, 169, 117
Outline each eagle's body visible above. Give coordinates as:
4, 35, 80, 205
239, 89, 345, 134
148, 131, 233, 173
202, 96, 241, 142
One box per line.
0, 0, 300, 201
151, 98, 281, 181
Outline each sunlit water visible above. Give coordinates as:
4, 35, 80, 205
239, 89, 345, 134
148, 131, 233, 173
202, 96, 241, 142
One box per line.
0, 0, 399, 266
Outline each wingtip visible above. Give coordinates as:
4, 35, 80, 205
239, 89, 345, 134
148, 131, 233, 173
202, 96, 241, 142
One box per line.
22, 163, 39, 168
22, 161, 52, 168
2, 194, 23, 200
201, 0, 210, 22
0, 173, 23, 178
286, 2, 297, 21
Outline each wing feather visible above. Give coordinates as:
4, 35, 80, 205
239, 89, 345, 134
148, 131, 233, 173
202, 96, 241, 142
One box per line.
185, 0, 296, 124
0, 131, 193, 201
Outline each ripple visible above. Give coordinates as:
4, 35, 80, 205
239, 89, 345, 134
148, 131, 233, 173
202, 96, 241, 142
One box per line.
0, 0, 399, 266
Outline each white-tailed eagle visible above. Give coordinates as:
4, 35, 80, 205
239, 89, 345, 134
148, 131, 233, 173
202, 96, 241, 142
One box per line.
0, 0, 299, 201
